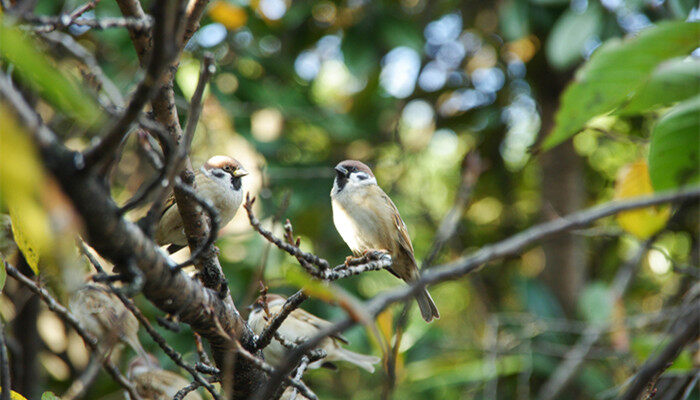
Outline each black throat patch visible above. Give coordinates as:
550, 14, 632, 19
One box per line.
231, 176, 242, 191
335, 175, 348, 193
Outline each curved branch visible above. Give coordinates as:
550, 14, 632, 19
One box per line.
254, 186, 700, 399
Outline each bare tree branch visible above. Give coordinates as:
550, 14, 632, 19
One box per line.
536, 237, 654, 400
619, 306, 699, 400
254, 186, 700, 399
62, 354, 101, 400
254, 290, 309, 351
79, 243, 221, 400
4, 262, 143, 400
244, 194, 394, 280
22, 16, 152, 32
82, 0, 178, 168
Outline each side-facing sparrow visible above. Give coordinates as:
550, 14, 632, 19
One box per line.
70, 283, 147, 358
248, 294, 381, 373
128, 355, 203, 400
331, 160, 440, 322
155, 155, 248, 252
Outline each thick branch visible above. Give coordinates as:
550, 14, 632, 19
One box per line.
0, 75, 266, 399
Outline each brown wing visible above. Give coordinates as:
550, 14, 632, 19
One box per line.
379, 191, 417, 264
290, 308, 349, 344
160, 192, 176, 217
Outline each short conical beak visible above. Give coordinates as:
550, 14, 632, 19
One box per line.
334, 165, 348, 176
233, 168, 249, 178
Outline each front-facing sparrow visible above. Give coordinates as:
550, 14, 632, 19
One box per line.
330, 160, 439, 322
155, 155, 248, 252
248, 294, 381, 372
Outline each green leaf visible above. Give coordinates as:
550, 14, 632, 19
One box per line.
617, 58, 700, 115
41, 392, 61, 400
545, 4, 603, 70
648, 96, 700, 191
542, 21, 700, 150
0, 20, 103, 128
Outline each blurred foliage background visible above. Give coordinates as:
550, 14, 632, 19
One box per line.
0, 0, 698, 399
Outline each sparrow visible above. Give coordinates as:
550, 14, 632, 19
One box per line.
248, 294, 381, 373
128, 355, 203, 400
155, 155, 248, 253
70, 283, 147, 358
330, 160, 439, 322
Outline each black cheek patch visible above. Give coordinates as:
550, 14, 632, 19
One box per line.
231, 176, 242, 190
335, 176, 348, 192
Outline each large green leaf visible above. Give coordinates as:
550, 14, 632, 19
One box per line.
0, 20, 103, 128
616, 58, 700, 115
542, 21, 700, 150
648, 96, 700, 191
545, 3, 603, 70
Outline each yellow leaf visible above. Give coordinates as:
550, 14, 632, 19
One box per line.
209, 1, 248, 30
0, 106, 51, 274
376, 309, 393, 347
615, 160, 670, 239
0, 388, 29, 400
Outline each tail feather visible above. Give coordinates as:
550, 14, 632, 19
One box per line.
336, 349, 381, 373
415, 288, 440, 322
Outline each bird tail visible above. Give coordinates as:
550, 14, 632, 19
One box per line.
336, 348, 380, 373
416, 288, 440, 322
126, 336, 150, 363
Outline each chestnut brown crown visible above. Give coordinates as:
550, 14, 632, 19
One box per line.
334, 160, 374, 178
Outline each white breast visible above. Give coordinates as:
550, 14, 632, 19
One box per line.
331, 187, 383, 254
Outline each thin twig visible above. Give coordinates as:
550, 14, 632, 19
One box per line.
4, 262, 143, 400
245, 194, 394, 280
254, 186, 700, 400
82, 0, 178, 168
170, 181, 221, 272
535, 237, 655, 400
62, 354, 101, 400
620, 306, 700, 400
78, 242, 221, 399
254, 290, 309, 351
22, 16, 152, 32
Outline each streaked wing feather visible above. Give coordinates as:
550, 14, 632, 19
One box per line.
291, 308, 349, 344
